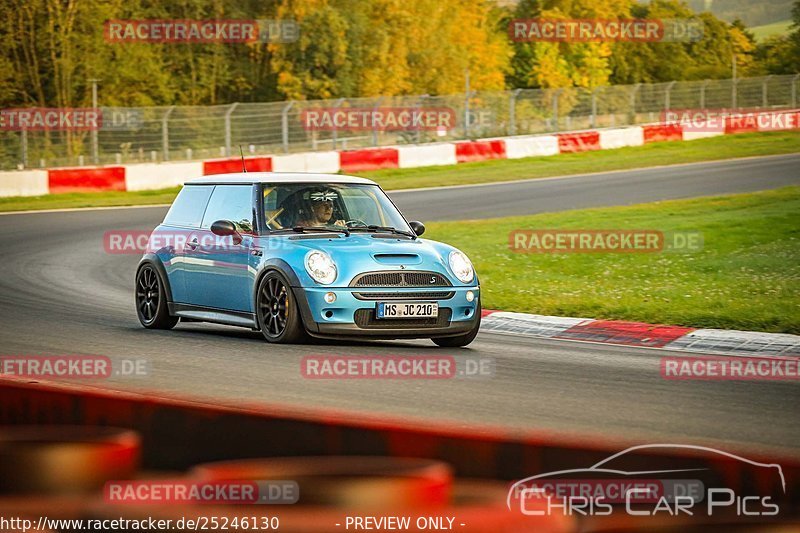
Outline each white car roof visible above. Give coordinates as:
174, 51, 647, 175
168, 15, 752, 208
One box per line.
185, 172, 377, 186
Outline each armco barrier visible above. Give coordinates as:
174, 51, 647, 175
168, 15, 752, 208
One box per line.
598, 127, 644, 150
0, 170, 48, 197
339, 147, 399, 172
502, 135, 559, 159
48, 166, 126, 193
203, 156, 272, 175
397, 143, 457, 168
125, 161, 203, 191
557, 131, 601, 153
643, 123, 683, 143
455, 140, 506, 163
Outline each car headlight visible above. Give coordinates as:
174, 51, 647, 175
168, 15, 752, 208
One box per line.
448, 250, 474, 284
305, 251, 337, 284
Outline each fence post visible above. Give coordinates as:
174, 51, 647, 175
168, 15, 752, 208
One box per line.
224, 103, 239, 157
21, 128, 27, 169
371, 97, 383, 146
700, 79, 709, 109
281, 101, 295, 154
664, 81, 676, 112
793, 74, 800, 108
732, 78, 738, 109
762, 75, 772, 108
508, 89, 522, 136
629, 83, 640, 125
416, 95, 428, 144
463, 69, 471, 139
331, 98, 345, 150
162, 106, 175, 161
551, 89, 563, 132
591, 87, 599, 128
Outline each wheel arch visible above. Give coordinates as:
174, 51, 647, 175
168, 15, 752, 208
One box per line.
253, 259, 318, 333
137, 254, 174, 305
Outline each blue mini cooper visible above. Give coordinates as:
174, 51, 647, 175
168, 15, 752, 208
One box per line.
135, 173, 481, 346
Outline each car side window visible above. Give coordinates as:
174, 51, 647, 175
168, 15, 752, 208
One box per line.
200, 185, 254, 233
163, 185, 213, 228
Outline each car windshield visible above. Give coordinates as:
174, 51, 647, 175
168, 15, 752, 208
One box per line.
262, 183, 411, 233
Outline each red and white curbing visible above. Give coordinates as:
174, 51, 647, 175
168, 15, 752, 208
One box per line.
480, 310, 800, 357
0, 108, 797, 197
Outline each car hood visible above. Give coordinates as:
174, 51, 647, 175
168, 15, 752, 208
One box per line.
263, 233, 465, 288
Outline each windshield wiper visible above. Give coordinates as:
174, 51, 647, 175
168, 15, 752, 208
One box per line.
349, 225, 416, 239
271, 226, 350, 236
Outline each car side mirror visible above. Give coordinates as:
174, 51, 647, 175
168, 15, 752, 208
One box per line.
211, 220, 242, 245
408, 221, 425, 236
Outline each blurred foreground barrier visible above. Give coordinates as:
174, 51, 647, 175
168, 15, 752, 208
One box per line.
0, 377, 799, 531
0, 425, 140, 495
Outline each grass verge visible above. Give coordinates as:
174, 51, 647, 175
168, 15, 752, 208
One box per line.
424, 187, 800, 334
0, 130, 798, 213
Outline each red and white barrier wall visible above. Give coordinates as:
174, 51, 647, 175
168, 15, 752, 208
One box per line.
2, 110, 798, 197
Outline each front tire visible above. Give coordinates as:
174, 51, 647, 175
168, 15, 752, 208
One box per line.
256, 271, 308, 344
135, 264, 178, 329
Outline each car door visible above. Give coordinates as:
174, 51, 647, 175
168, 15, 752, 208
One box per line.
183, 184, 257, 312
157, 184, 214, 305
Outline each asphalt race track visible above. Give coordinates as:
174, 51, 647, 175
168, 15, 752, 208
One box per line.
1, 154, 799, 457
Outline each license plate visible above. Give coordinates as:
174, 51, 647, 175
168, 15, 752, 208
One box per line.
376, 302, 438, 319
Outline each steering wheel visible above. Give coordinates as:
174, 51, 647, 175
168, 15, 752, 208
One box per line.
345, 219, 368, 228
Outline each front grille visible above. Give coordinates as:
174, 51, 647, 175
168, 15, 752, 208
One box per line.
353, 291, 455, 301
351, 271, 451, 287
354, 308, 452, 329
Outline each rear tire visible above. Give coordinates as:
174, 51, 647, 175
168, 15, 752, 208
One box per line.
432, 304, 481, 348
256, 271, 309, 344
135, 264, 178, 330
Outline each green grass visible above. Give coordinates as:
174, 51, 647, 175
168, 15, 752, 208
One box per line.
424, 187, 800, 334
750, 19, 793, 41
0, 130, 798, 213
0, 187, 180, 212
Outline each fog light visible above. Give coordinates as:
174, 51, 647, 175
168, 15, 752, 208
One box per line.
466, 291, 475, 302
324, 292, 337, 304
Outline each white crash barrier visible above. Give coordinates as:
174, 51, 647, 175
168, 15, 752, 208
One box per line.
396, 143, 457, 168
271, 153, 308, 172
273, 151, 341, 173
0, 170, 49, 197
303, 151, 341, 173
682, 130, 724, 141
124, 161, 203, 191
503, 135, 559, 159
599, 127, 644, 150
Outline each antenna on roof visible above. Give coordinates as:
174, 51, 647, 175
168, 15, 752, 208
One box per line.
239, 145, 247, 173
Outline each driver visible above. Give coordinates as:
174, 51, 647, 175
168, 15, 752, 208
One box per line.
295, 188, 346, 227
